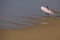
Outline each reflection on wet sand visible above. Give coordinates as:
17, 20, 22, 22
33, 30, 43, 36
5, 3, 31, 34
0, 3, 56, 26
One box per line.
0, 15, 44, 29
0, 15, 60, 29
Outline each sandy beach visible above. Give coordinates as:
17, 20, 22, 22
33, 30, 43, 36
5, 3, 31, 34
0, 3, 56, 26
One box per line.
0, 16, 60, 40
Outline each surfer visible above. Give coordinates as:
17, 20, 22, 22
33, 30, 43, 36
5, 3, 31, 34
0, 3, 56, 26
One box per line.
41, 6, 54, 16
45, 6, 50, 16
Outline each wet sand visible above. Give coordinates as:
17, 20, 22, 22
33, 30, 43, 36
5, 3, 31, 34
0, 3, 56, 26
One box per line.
0, 16, 60, 40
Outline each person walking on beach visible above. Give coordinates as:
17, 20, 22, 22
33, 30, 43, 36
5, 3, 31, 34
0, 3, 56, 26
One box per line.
41, 6, 55, 16
45, 6, 50, 16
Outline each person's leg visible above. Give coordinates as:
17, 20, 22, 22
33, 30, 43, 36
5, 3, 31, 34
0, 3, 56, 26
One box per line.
45, 13, 48, 16
47, 13, 50, 16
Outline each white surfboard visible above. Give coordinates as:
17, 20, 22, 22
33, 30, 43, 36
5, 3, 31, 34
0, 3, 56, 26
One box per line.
41, 6, 54, 14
